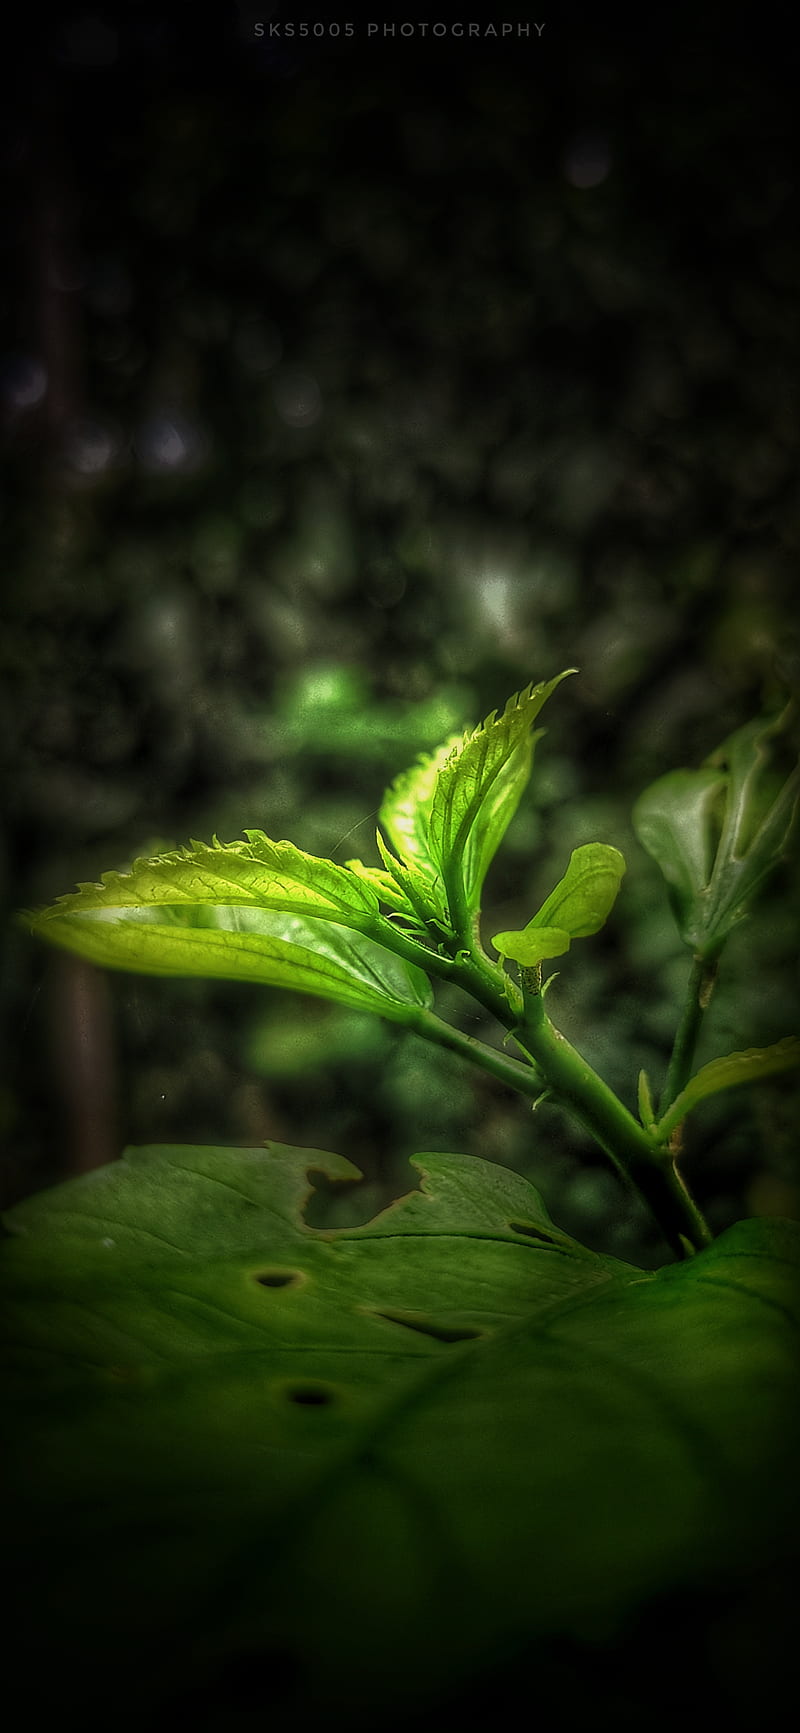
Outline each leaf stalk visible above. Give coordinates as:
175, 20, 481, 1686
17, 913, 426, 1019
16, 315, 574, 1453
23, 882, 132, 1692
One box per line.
659, 954, 718, 1117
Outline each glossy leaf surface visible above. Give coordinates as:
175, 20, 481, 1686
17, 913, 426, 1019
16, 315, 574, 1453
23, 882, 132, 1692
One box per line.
633, 714, 799, 955
492, 923, 572, 965
378, 674, 574, 932
492, 843, 625, 965
3, 1143, 797, 1724
655, 1035, 800, 1140
27, 836, 432, 1018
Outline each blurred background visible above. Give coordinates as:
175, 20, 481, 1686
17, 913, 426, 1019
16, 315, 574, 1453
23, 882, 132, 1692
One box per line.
1, 1, 798, 1262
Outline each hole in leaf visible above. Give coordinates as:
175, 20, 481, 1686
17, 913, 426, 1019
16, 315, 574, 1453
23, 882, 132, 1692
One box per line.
508, 1220, 558, 1246
285, 1383, 335, 1406
302, 1168, 375, 1229
375, 1310, 484, 1344
254, 1269, 304, 1288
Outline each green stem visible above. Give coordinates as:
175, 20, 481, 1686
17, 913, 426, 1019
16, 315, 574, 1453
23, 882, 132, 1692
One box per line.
512, 995, 713, 1258
369, 917, 712, 1258
660, 954, 718, 1116
409, 1006, 545, 1097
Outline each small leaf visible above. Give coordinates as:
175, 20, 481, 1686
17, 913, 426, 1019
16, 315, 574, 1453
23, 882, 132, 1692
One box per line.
638, 1068, 656, 1132
526, 843, 626, 937
492, 926, 572, 965
345, 855, 432, 931
375, 829, 450, 930
655, 1036, 800, 1140
491, 845, 625, 967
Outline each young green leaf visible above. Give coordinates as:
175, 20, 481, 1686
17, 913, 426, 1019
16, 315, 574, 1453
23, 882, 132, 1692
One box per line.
430, 673, 576, 930
379, 735, 460, 886
527, 842, 626, 936
30, 904, 433, 1019
375, 830, 451, 930
492, 844, 626, 967
27, 836, 433, 1020
344, 855, 432, 931
637, 1068, 657, 1133
633, 711, 799, 956
702, 715, 799, 942
32, 832, 383, 921
631, 768, 727, 944
492, 925, 571, 966
377, 674, 576, 935
655, 1036, 800, 1141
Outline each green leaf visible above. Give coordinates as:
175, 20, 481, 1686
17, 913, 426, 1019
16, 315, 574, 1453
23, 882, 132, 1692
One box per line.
633, 713, 799, 955
492, 924, 571, 965
3, 1144, 797, 1723
491, 844, 625, 966
32, 831, 383, 920
378, 673, 575, 933
633, 768, 726, 939
379, 734, 460, 885
431, 673, 576, 927
528, 841, 626, 936
376, 829, 451, 930
703, 715, 800, 940
344, 856, 413, 907
655, 1036, 800, 1140
637, 1068, 657, 1132
27, 835, 433, 1019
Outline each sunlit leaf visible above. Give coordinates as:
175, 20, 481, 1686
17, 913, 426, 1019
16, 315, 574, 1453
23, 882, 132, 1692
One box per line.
27, 837, 433, 1019
3, 1143, 797, 1723
491, 925, 571, 965
430, 673, 576, 927
491, 845, 625, 967
528, 843, 625, 937
378, 674, 575, 935
34, 905, 431, 1018
379, 735, 459, 884
655, 1036, 800, 1140
32, 832, 382, 921
345, 855, 430, 929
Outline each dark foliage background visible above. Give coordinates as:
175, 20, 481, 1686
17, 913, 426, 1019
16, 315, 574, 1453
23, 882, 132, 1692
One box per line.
2, 2, 798, 1267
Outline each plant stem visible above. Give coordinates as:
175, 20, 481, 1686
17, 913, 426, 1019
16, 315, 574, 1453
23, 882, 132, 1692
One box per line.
512, 995, 713, 1258
410, 1006, 546, 1096
659, 954, 718, 1117
373, 919, 713, 1258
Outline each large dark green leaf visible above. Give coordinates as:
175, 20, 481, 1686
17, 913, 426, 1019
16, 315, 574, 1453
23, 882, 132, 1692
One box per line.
2, 1144, 797, 1726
